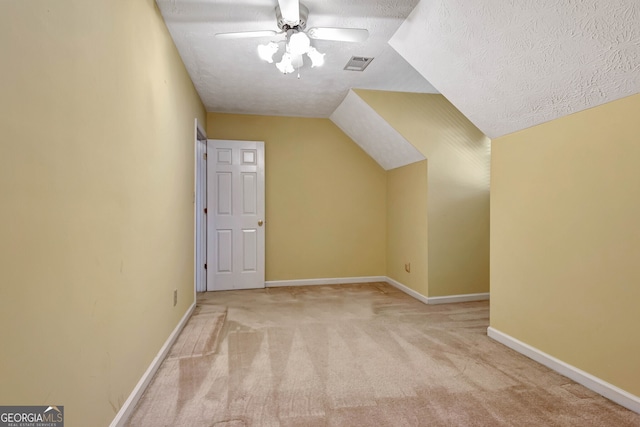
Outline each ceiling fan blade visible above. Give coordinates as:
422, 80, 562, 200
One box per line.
277, 0, 300, 24
307, 27, 369, 43
215, 30, 278, 40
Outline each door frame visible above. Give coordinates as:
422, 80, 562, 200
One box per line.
194, 119, 207, 294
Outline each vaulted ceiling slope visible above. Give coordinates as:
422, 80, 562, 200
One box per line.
390, 0, 640, 138
156, 0, 438, 118
330, 90, 425, 170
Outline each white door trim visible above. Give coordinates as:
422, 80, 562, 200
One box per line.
194, 119, 207, 294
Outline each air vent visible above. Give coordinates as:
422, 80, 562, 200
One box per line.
344, 56, 373, 72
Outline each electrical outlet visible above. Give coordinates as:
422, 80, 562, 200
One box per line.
405, 263, 411, 273
173, 289, 177, 306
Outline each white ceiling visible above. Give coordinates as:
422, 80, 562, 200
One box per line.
158, 0, 639, 140
390, 0, 640, 138
156, 0, 438, 117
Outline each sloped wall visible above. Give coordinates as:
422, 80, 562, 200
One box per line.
330, 90, 425, 170
355, 90, 490, 297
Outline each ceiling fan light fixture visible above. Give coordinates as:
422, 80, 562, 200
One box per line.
216, 1, 371, 76
306, 47, 325, 67
288, 31, 311, 55
257, 42, 279, 63
276, 52, 295, 74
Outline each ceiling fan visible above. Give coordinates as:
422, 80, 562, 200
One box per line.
215, 0, 369, 74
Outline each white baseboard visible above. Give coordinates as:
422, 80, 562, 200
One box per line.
110, 302, 196, 427
487, 326, 640, 414
385, 277, 489, 305
265, 276, 387, 288
271, 276, 489, 307
427, 292, 490, 304
384, 277, 429, 305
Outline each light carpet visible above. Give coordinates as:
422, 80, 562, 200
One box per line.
127, 283, 640, 426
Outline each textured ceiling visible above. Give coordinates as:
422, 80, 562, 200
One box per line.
157, 0, 438, 117
330, 90, 425, 170
390, 0, 640, 138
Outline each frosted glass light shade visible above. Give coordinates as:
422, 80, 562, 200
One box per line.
257, 42, 279, 63
276, 52, 295, 74
307, 47, 325, 67
288, 31, 311, 55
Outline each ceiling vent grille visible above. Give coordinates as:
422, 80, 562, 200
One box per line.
344, 56, 373, 72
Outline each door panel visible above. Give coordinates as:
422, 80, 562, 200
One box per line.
241, 149, 257, 164
217, 148, 232, 164
242, 229, 257, 271
216, 229, 233, 273
207, 140, 265, 291
242, 173, 257, 214
217, 173, 232, 215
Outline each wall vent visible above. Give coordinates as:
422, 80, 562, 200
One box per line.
344, 56, 373, 72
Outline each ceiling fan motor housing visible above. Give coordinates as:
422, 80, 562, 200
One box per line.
276, 3, 309, 31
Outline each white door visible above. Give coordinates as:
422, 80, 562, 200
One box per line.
206, 140, 265, 291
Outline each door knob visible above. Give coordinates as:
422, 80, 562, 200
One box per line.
258, 220, 264, 226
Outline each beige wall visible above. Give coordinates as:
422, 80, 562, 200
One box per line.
207, 114, 387, 281
386, 161, 429, 295
356, 90, 490, 297
0, 1, 205, 426
491, 93, 640, 397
